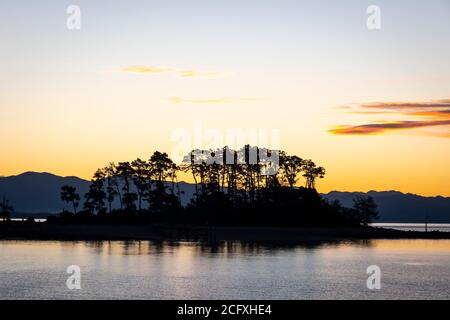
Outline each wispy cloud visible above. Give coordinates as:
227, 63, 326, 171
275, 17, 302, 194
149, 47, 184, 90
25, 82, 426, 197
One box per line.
330, 120, 450, 135
121, 66, 227, 78
409, 110, 450, 119
357, 100, 450, 110
168, 97, 271, 104
330, 99, 450, 137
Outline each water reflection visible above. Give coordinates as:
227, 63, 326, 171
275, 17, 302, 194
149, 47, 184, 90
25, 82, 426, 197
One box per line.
67, 239, 377, 256
1, 239, 450, 299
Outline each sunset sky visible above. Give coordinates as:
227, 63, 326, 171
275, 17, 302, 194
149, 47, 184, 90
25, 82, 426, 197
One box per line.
1, 0, 449, 196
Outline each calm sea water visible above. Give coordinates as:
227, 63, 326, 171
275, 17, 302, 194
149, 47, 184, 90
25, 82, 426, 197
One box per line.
371, 223, 450, 232
1, 240, 450, 300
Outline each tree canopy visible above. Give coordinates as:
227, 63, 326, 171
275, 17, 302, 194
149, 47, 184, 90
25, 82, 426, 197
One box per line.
50, 146, 377, 228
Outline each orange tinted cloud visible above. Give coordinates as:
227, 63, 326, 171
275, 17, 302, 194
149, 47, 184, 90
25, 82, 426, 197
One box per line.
330, 99, 450, 136
168, 97, 271, 104
122, 66, 226, 78
409, 110, 450, 119
330, 120, 450, 135
358, 100, 450, 110
169, 97, 232, 104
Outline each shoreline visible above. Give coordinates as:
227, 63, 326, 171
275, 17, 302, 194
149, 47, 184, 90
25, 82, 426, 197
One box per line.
1, 222, 450, 243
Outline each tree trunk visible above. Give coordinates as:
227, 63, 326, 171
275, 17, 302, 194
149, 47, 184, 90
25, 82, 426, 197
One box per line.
116, 186, 123, 209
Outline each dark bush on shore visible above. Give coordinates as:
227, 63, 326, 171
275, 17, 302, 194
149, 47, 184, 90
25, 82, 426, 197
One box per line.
26, 216, 36, 223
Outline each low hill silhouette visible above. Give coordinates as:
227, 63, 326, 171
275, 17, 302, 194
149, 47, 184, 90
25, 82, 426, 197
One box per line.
0, 172, 90, 214
323, 191, 450, 223
0, 172, 196, 215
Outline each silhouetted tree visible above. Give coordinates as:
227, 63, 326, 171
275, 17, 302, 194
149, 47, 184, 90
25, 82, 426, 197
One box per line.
353, 196, 379, 226
84, 170, 107, 214
168, 162, 180, 198
0, 196, 13, 221
60, 185, 80, 214
116, 161, 137, 211
150, 151, 174, 185
180, 150, 198, 197
131, 158, 150, 210
302, 160, 325, 189
147, 151, 178, 212
103, 163, 120, 212
279, 152, 303, 189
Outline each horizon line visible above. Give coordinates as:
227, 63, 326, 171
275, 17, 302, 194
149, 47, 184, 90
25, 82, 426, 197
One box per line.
1, 171, 449, 199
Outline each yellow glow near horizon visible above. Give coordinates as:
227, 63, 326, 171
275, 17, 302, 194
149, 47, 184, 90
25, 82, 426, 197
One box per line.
1, 77, 449, 196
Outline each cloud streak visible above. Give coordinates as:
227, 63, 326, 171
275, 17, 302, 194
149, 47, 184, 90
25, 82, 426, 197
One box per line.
358, 100, 450, 110
330, 120, 450, 135
122, 66, 227, 78
169, 97, 271, 104
330, 99, 450, 137
409, 110, 450, 119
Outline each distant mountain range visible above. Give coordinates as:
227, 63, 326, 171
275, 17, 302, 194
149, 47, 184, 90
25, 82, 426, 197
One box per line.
0, 172, 196, 217
1, 172, 449, 222
323, 191, 450, 223
0, 172, 91, 217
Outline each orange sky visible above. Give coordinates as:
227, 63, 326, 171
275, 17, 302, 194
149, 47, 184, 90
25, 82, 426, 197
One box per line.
1, 1, 449, 196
